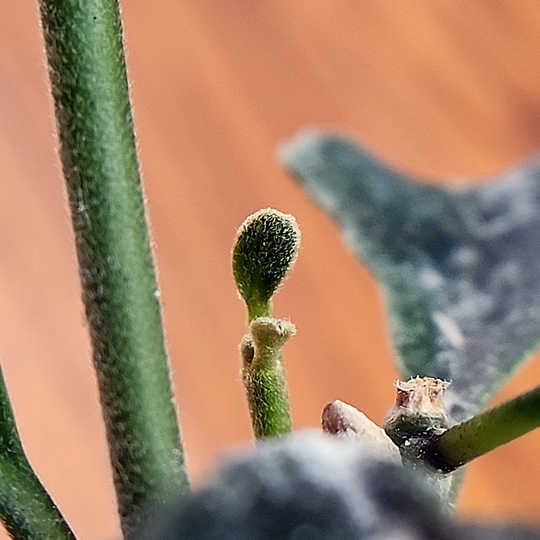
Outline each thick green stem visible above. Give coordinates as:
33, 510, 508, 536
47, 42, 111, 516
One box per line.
433, 385, 540, 471
38, 1, 189, 536
0, 367, 76, 540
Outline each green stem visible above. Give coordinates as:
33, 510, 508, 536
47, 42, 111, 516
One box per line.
247, 300, 272, 323
38, 0, 189, 536
241, 318, 294, 438
0, 367, 76, 540
433, 386, 540, 471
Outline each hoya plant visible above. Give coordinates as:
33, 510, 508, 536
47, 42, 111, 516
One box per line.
1, 0, 539, 539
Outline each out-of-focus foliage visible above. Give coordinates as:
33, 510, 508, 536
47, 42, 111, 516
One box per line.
282, 131, 540, 423
141, 432, 540, 540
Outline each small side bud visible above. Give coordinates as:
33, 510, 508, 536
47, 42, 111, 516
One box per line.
240, 334, 255, 369
322, 400, 400, 463
249, 317, 296, 351
232, 209, 300, 320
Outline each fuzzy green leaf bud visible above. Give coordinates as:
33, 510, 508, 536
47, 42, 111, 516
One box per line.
232, 209, 300, 321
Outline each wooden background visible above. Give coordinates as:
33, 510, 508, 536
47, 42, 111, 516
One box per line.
2, 1, 540, 538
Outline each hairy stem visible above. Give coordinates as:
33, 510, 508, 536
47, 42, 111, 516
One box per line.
241, 318, 294, 438
0, 367, 76, 540
432, 385, 540, 472
233, 210, 300, 439
39, 0, 189, 536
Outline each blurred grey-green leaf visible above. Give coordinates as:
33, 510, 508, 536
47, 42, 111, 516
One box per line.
281, 130, 540, 423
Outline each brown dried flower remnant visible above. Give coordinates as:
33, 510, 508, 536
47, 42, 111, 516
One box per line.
393, 377, 450, 417
384, 377, 450, 449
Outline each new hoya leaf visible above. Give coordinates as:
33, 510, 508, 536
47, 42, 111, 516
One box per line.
233, 209, 300, 321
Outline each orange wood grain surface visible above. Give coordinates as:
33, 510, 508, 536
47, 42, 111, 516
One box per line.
1, 1, 540, 538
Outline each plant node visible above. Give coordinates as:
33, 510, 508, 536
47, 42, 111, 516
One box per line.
241, 317, 295, 439
384, 377, 450, 465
